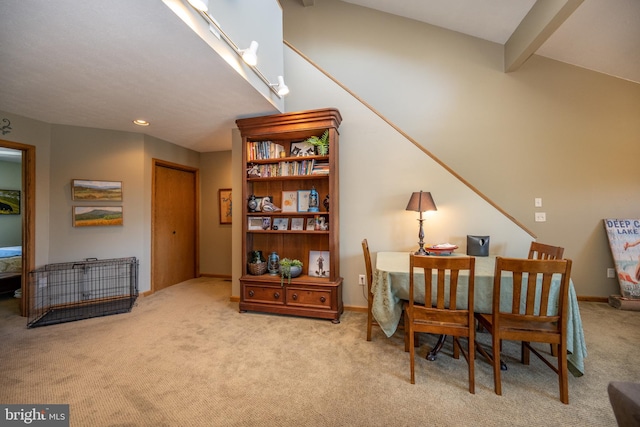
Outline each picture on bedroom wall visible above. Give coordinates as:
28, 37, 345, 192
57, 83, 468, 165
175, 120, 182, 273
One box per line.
0, 189, 20, 215
72, 179, 123, 201
73, 206, 123, 227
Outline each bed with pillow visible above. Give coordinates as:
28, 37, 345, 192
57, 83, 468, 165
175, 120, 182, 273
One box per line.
0, 246, 22, 295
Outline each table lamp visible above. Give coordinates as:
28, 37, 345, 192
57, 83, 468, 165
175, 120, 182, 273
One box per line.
405, 191, 437, 255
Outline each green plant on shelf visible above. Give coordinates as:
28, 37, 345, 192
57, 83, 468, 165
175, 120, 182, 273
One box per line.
304, 130, 329, 156
279, 258, 303, 286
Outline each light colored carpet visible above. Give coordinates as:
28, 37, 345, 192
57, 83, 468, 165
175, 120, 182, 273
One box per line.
1, 277, 638, 426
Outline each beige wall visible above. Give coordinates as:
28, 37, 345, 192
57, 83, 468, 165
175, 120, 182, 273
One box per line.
200, 150, 232, 276
279, 0, 640, 300
0, 113, 205, 293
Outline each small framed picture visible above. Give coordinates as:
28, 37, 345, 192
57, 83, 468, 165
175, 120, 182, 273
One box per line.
281, 191, 298, 213
73, 206, 123, 227
0, 189, 20, 215
272, 217, 289, 231
290, 141, 315, 157
306, 217, 316, 230
262, 217, 272, 230
72, 179, 122, 201
297, 190, 311, 212
291, 218, 304, 230
219, 188, 232, 224
309, 251, 330, 277
248, 217, 264, 230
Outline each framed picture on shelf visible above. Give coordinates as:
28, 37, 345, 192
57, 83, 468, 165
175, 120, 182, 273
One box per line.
281, 191, 298, 212
291, 218, 304, 230
290, 141, 315, 157
262, 217, 272, 230
72, 206, 123, 227
297, 190, 311, 212
308, 251, 330, 277
248, 217, 264, 231
0, 189, 20, 215
218, 188, 232, 224
272, 217, 289, 231
306, 217, 315, 230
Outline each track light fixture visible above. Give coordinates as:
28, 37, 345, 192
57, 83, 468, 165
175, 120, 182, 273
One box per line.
185, 3, 289, 98
241, 41, 259, 66
271, 76, 289, 96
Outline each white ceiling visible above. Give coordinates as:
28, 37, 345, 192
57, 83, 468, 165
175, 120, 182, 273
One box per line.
0, 0, 638, 161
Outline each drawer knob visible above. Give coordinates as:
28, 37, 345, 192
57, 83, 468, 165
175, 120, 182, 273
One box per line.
248, 290, 254, 297
320, 296, 326, 303
292, 294, 298, 300
274, 292, 280, 299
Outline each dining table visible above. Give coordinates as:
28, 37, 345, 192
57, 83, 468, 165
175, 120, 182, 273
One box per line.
372, 251, 588, 377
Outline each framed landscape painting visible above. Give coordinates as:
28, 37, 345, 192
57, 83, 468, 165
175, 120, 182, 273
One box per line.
73, 206, 123, 227
72, 179, 122, 201
0, 189, 20, 215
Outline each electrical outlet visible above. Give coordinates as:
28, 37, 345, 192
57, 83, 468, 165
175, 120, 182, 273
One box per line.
607, 268, 616, 278
358, 274, 366, 285
534, 212, 546, 222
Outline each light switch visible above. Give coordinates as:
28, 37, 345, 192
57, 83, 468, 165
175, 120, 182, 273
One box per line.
535, 212, 546, 222
534, 198, 542, 207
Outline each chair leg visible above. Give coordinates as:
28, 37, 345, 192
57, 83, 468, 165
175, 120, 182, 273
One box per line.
521, 341, 530, 365
404, 311, 410, 352
409, 323, 416, 384
558, 341, 569, 404
468, 336, 475, 394
366, 293, 374, 341
453, 337, 460, 359
492, 337, 502, 396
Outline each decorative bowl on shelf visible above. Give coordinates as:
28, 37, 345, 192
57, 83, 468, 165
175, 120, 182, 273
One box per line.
425, 244, 458, 255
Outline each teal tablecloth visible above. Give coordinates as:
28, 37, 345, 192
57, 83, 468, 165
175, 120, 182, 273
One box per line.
372, 252, 587, 376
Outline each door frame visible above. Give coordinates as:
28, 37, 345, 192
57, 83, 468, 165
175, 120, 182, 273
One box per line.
151, 158, 200, 294
0, 139, 35, 317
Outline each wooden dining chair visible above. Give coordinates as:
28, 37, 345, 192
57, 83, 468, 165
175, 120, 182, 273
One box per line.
404, 254, 475, 392
475, 256, 573, 404
528, 241, 564, 260
362, 239, 379, 341
528, 241, 565, 356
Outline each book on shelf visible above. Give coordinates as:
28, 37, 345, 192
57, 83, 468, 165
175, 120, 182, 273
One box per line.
247, 141, 285, 161
311, 160, 330, 175
247, 159, 317, 178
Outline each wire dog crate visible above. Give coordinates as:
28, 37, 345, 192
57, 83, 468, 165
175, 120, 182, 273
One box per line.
27, 257, 138, 328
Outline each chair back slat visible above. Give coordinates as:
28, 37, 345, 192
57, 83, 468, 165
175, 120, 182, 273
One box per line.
528, 242, 564, 260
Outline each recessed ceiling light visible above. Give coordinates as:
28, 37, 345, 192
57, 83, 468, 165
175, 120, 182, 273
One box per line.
133, 119, 150, 126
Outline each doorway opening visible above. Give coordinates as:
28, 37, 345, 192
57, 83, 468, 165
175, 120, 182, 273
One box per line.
0, 139, 35, 317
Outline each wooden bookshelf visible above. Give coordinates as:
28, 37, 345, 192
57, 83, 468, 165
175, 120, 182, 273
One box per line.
236, 108, 343, 323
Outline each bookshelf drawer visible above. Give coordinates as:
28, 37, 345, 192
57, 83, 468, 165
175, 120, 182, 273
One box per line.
244, 285, 285, 305
286, 287, 333, 309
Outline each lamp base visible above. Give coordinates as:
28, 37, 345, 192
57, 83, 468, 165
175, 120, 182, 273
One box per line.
415, 247, 428, 256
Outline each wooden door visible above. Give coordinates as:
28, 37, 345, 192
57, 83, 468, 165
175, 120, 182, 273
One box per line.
152, 160, 199, 292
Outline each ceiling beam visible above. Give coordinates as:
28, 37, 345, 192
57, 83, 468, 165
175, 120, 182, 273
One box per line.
301, 0, 314, 6
504, 0, 583, 73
